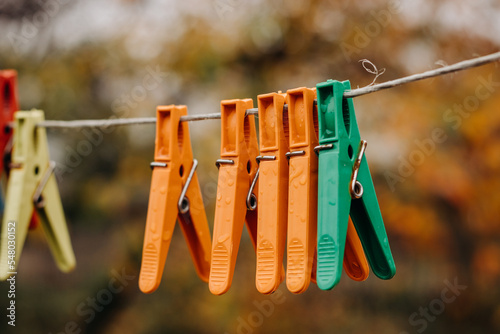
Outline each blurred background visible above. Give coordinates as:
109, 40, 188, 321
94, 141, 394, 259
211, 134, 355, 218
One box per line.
0, 0, 499, 333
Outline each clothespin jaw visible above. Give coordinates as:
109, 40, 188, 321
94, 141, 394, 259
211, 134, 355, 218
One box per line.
0, 110, 75, 280
209, 99, 259, 295
343, 218, 369, 282
285, 87, 318, 294
315, 79, 395, 290
255, 92, 288, 294
139, 105, 211, 294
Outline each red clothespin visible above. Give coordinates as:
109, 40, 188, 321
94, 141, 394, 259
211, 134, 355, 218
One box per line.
209, 99, 259, 295
0, 70, 38, 229
0, 70, 18, 174
139, 105, 212, 294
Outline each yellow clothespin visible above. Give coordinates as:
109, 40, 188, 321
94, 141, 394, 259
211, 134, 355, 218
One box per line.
0, 110, 75, 280
0, 70, 40, 230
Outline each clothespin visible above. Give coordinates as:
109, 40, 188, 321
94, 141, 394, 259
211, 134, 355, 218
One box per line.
209, 99, 259, 295
139, 105, 212, 294
255, 91, 288, 294
315, 79, 396, 290
309, 93, 370, 286
0, 70, 39, 230
285, 87, 319, 293
0, 110, 75, 280
0, 70, 18, 175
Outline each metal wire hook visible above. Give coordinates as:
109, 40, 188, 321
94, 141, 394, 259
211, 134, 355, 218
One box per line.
350, 140, 367, 199
178, 159, 198, 215
246, 155, 276, 210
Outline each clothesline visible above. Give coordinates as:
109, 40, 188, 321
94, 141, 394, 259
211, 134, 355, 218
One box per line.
37, 51, 500, 129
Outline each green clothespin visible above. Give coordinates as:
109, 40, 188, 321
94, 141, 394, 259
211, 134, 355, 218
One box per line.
315, 80, 395, 290
0, 110, 75, 280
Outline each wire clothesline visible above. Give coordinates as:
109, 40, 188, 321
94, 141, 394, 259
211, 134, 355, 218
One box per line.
37, 51, 500, 129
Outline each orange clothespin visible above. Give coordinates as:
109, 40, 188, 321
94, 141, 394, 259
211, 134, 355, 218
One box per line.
139, 105, 212, 294
343, 217, 369, 282
285, 87, 319, 293
286, 87, 369, 294
0, 70, 38, 230
209, 99, 259, 295
255, 92, 288, 294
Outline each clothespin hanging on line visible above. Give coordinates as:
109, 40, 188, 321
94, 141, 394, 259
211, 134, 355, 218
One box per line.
315, 79, 396, 290
0, 70, 17, 176
285, 87, 318, 294
139, 105, 212, 294
255, 91, 288, 294
0, 70, 39, 229
209, 98, 260, 295
0, 110, 75, 280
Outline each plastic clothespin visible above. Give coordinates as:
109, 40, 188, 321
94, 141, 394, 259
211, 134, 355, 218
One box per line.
0, 70, 39, 230
139, 105, 212, 294
209, 98, 259, 295
0, 70, 18, 175
0, 110, 75, 280
255, 91, 288, 294
316, 86, 369, 286
315, 79, 396, 290
285, 87, 319, 293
